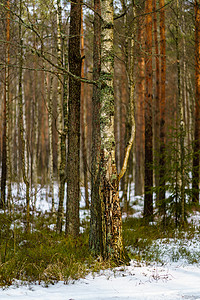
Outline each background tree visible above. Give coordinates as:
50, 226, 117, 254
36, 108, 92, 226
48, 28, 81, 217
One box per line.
144, 0, 153, 222
192, 0, 200, 205
66, 0, 81, 236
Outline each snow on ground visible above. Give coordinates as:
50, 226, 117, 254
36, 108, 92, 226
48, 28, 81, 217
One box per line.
1, 261, 200, 299
1, 183, 200, 299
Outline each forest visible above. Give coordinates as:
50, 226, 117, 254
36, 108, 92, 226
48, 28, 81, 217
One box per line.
0, 0, 200, 293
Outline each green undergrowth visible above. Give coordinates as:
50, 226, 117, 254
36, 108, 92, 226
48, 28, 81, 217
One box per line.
0, 212, 110, 287
123, 217, 200, 264
1, 211, 200, 287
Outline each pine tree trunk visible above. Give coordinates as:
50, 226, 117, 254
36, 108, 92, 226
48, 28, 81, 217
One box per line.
135, 18, 145, 196
6, 0, 11, 210
32, 26, 38, 212
0, 0, 10, 209
159, 0, 166, 218
144, 0, 153, 222
66, 0, 81, 236
80, 9, 89, 208
152, 0, 160, 203
192, 0, 200, 204
176, 0, 185, 224
89, 0, 102, 255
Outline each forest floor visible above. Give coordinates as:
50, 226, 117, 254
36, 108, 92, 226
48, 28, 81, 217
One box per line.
1, 183, 200, 299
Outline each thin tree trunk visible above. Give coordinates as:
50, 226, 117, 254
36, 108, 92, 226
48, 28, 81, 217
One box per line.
159, 0, 166, 219
47, 71, 55, 213
135, 18, 145, 196
32, 14, 38, 212
56, 0, 66, 233
89, 0, 102, 255
176, 0, 185, 224
152, 0, 160, 203
144, 0, 153, 222
0, 0, 10, 209
19, 0, 30, 233
192, 0, 200, 205
66, 0, 81, 236
124, 0, 136, 216
80, 8, 89, 209
6, 2, 11, 210
119, 0, 129, 208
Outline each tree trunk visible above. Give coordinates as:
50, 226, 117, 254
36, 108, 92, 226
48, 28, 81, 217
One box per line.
80, 8, 89, 209
159, 0, 166, 218
144, 0, 153, 222
19, 0, 30, 233
192, 0, 200, 205
0, 0, 10, 209
66, 0, 81, 236
89, 0, 102, 255
176, 0, 185, 224
135, 18, 145, 196
152, 0, 160, 203
47, 71, 55, 213
56, 0, 67, 233
99, 0, 131, 263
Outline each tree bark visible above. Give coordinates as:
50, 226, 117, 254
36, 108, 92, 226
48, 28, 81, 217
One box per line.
99, 0, 129, 263
0, 0, 10, 209
159, 0, 166, 218
152, 0, 160, 203
66, 0, 81, 236
19, 0, 30, 233
192, 0, 200, 205
80, 8, 89, 209
144, 0, 153, 222
89, 0, 102, 255
135, 18, 145, 196
56, 0, 67, 233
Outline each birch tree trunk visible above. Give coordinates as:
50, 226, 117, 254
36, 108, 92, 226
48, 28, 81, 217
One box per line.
98, 0, 132, 263
56, 0, 67, 233
19, 0, 30, 233
46, 71, 55, 213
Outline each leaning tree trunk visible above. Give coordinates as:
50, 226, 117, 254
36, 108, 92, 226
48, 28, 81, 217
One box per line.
66, 0, 81, 236
192, 0, 200, 205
